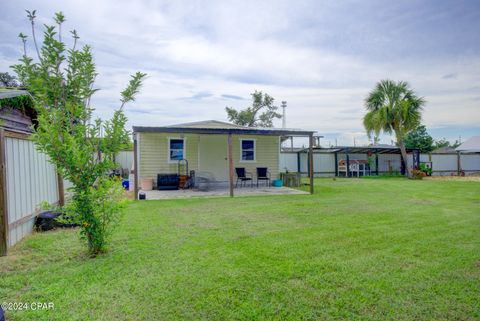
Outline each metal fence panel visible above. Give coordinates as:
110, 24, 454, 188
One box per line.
116, 151, 134, 170
460, 154, 480, 171
5, 137, 58, 247
279, 153, 298, 172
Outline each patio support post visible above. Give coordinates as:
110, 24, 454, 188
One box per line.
375, 150, 379, 176
227, 132, 234, 197
308, 134, 314, 194
297, 152, 301, 173
133, 132, 139, 200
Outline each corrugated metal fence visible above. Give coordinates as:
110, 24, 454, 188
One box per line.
0, 133, 134, 255
0, 130, 60, 255
4, 134, 59, 247
281, 151, 480, 176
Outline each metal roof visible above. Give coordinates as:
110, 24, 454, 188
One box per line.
313, 145, 419, 154
133, 120, 315, 136
456, 136, 480, 153
0, 89, 30, 100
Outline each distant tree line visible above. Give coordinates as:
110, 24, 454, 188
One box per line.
404, 125, 461, 153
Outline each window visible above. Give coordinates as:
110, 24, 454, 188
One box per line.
169, 138, 185, 161
241, 139, 255, 161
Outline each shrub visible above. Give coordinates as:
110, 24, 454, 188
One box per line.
419, 163, 433, 176
411, 169, 427, 180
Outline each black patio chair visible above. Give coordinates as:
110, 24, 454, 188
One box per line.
235, 167, 253, 187
256, 167, 271, 187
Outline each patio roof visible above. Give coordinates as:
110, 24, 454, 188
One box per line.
312, 145, 419, 154
133, 120, 315, 136
456, 136, 480, 153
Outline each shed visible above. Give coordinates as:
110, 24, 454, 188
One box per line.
132, 120, 316, 198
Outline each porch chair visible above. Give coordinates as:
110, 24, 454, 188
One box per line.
256, 167, 271, 187
235, 167, 253, 187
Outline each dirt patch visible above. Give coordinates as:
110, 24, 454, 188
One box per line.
411, 200, 436, 205
424, 176, 480, 182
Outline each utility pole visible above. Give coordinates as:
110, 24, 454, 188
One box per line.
281, 101, 287, 129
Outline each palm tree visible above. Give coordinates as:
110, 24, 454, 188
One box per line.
363, 80, 425, 177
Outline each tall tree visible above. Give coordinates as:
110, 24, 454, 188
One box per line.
0, 72, 19, 87
404, 125, 434, 153
434, 138, 461, 149
225, 90, 281, 127
363, 80, 425, 177
12, 11, 146, 255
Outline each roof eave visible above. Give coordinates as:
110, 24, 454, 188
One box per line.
132, 126, 315, 136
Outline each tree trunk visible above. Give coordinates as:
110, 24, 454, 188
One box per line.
398, 140, 411, 177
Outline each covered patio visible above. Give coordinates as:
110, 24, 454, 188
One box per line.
132, 120, 316, 199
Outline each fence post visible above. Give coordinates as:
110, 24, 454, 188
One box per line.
457, 152, 461, 175
309, 134, 314, 194
57, 173, 65, 206
0, 129, 8, 256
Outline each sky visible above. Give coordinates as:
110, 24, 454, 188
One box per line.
1, 0, 479, 147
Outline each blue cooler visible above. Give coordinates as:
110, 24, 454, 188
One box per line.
272, 179, 283, 187
122, 179, 129, 190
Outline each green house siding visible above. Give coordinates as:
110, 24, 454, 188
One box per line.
138, 132, 280, 184
232, 135, 280, 180
139, 133, 199, 182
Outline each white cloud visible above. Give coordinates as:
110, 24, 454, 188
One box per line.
1, 0, 479, 145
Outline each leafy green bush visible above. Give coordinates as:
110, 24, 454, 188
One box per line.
419, 163, 432, 176
61, 178, 128, 253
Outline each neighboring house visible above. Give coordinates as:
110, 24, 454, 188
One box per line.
432, 146, 457, 154
456, 136, 480, 153
132, 120, 315, 196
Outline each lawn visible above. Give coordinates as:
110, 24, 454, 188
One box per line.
1, 178, 479, 320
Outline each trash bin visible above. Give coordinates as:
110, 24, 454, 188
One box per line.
122, 179, 129, 190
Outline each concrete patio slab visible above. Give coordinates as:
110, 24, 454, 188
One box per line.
141, 185, 307, 200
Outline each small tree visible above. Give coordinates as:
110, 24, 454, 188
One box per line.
12, 11, 146, 255
363, 80, 425, 177
225, 90, 281, 127
404, 125, 434, 153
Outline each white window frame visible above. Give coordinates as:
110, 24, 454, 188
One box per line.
168, 137, 186, 163
239, 138, 256, 162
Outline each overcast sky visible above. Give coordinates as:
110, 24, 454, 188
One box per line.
1, 0, 479, 146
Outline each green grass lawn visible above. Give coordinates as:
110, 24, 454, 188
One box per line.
1, 178, 479, 320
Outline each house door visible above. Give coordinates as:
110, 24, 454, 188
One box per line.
199, 135, 228, 181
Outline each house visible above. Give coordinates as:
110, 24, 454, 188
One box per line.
132, 120, 315, 198
456, 136, 480, 153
